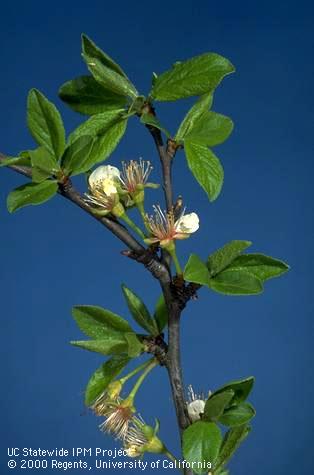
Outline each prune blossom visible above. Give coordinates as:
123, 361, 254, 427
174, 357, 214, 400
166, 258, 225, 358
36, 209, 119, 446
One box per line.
119, 159, 156, 193
145, 206, 199, 247
84, 165, 122, 214
186, 385, 211, 423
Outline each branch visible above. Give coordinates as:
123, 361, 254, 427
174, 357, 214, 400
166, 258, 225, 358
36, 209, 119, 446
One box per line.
2, 145, 194, 474
144, 107, 174, 212
144, 121, 194, 475
0, 152, 171, 283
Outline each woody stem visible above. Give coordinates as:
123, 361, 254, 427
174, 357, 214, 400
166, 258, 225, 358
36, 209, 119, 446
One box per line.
145, 122, 193, 475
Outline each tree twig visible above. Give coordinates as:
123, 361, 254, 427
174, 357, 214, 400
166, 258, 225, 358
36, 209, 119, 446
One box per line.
0, 152, 171, 283
144, 122, 194, 475
144, 106, 173, 212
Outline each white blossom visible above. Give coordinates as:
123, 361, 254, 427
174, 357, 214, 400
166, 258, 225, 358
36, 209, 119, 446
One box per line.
145, 206, 199, 247
89, 165, 120, 197
186, 385, 211, 423
85, 165, 121, 212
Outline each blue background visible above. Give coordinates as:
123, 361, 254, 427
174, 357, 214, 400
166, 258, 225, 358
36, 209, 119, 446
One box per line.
1, 1, 313, 474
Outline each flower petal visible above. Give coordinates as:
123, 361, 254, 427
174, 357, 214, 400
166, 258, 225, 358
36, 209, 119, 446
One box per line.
187, 399, 205, 422
89, 165, 120, 188
175, 212, 199, 234
102, 179, 119, 196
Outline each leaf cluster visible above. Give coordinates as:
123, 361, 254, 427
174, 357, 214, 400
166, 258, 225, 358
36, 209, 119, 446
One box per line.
184, 240, 289, 295
183, 377, 255, 474
71, 286, 168, 405
3, 34, 236, 211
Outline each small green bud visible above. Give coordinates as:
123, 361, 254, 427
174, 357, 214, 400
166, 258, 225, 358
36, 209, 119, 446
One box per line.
141, 423, 154, 439
144, 434, 165, 454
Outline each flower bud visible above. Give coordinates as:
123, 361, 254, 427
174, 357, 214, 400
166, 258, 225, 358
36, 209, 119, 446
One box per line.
145, 434, 165, 454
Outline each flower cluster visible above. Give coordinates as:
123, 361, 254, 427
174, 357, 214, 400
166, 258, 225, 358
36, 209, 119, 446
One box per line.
91, 387, 165, 457
85, 160, 157, 214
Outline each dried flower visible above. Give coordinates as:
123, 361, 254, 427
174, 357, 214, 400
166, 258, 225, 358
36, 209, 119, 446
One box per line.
100, 399, 135, 440
186, 385, 211, 423
145, 206, 199, 247
92, 391, 135, 440
124, 416, 164, 457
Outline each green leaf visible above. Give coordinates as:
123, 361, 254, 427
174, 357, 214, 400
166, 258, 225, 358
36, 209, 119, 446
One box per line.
208, 240, 252, 276
151, 72, 158, 86
85, 355, 130, 406
185, 111, 234, 147
72, 305, 132, 339
140, 113, 171, 137
209, 269, 263, 295
89, 118, 127, 168
176, 93, 213, 142
124, 333, 144, 357
84, 57, 138, 99
182, 421, 222, 474
213, 377, 254, 405
227, 254, 290, 282
68, 112, 127, 170
215, 425, 251, 473
151, 53, 235, 102
219, 402, 256, 427
81, 37, 137, 100
185, 140, 224, 202
29, 147, 60, 183
122, 285, 159, 336
61, 135, 94, 176
0, 155, 31, 168
154, 295, 168, 332
7, 181, 58, 213
59, 76, 127, 115
71, 335, 128, 355
204, 390, 235, 421
184, 254, 211, 286
27, 89, 65, 158
68, 110, 124, 144
82, 34, 128, 78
